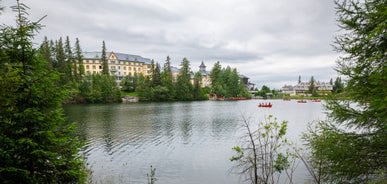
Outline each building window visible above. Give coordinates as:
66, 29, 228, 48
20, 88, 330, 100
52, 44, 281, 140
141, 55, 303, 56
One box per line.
92, 65, 96, 69
86, 65, 89, 69
129, 67, 131, 71
123, 66, 126, 70
92, 60, 95, 63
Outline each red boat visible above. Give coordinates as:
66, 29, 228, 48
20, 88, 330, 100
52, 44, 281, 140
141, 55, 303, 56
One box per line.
283, 98, 291, 101
258, 103, 272, 108
297, 100, 307, 103
311, 99, 321, 102
229, 97, 248, 100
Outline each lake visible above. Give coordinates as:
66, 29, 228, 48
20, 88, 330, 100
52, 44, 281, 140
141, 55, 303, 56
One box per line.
65, 99, 327, 184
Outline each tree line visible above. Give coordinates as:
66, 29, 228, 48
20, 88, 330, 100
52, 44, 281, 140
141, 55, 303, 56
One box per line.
121, 58, 251, 101
39, 36, 122, 103
38, 37, 251, 103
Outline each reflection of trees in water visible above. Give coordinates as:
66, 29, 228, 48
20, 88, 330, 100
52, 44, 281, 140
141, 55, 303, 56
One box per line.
180, 118, 193, 143
65, 105, 90, 143
102, 106, 115, 155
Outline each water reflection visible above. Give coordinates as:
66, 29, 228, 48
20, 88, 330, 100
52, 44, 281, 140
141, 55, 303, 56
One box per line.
101, 106, 115, 155
64, 100, 326, 184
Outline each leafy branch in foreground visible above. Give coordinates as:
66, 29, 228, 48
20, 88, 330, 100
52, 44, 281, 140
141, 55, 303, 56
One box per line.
230, 115, 298, 184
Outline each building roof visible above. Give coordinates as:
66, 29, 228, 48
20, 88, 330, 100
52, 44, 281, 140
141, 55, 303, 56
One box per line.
199, 61, 206, 68
112, 52, 152, 64
239, 74, 249, 79
82, 51, 152, 64
199, 70, 211, 76
82, 52, 102, 59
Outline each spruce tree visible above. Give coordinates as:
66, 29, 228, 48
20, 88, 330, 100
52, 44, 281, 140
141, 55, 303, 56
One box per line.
74, 38, 84, 81
101, 40, 109, 76
152, 61, 162, 87
64, 36, 74, 82
304, 0, 387, 183
0, 1, 87, 183
39, 36, 53, 70
175, 58, 193, 101
161, 56, 175, 100
55, 37, 68, 85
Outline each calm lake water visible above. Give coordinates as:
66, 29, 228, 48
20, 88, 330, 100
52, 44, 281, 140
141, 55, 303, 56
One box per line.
65, 100, 327, 184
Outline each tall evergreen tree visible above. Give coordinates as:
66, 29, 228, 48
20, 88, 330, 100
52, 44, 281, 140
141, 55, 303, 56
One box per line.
0, 1, 87, 183
175, 58, 193, 101
161, 55, 175, 100
152, 61, 162, 87
193, 72, 207, 100
74, 38, 84, 81
39, 36, 53, 70
64, 36, 74, 82
308, 76, 318, 96
101, 40, 109, 76
332, 77, 344, 93
210, 61, 224, 97
55, 37, 68, 85
304, 0, 387, 183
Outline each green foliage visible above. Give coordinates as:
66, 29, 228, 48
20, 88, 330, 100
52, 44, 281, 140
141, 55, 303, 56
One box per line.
175, 58, 193, 101
74, 37, 84, 82
193, 72, 208, 100
230, 115, 295, 184
147, 165, 157, 184
101, 40, 109, 76
151, 60, 162, 87
79, 74, 122, 103
332, 76, 344, 93
120, 75, 136, 92
0, 2, 87, 182
64, 36, 74, 82
303, 0, 387, 183
308, 76, 318, 97
136, 74, 153, 101
160, 56, 176, 101
210, 62, 250, 98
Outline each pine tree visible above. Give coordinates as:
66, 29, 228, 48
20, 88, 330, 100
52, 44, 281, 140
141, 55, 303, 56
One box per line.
304, 0, 387, 183
39, 36, 53, 70
101, 40, 109, 76
161, 55, 175, 100
74, 38, 84, 81
0, 1, 87, 183
175, 58, 193, 101
152, 61, 162, 87
64, 36, 74, 82
55, 37, 69, 85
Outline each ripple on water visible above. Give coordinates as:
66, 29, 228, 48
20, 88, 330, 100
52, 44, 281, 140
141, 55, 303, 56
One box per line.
65, 100, 326, 184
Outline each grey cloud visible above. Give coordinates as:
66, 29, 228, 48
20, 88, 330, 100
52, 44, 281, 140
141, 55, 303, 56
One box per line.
2, 0, 340, 89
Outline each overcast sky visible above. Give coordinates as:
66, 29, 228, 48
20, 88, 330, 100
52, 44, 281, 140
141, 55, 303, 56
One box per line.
1, 0, 341, 89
